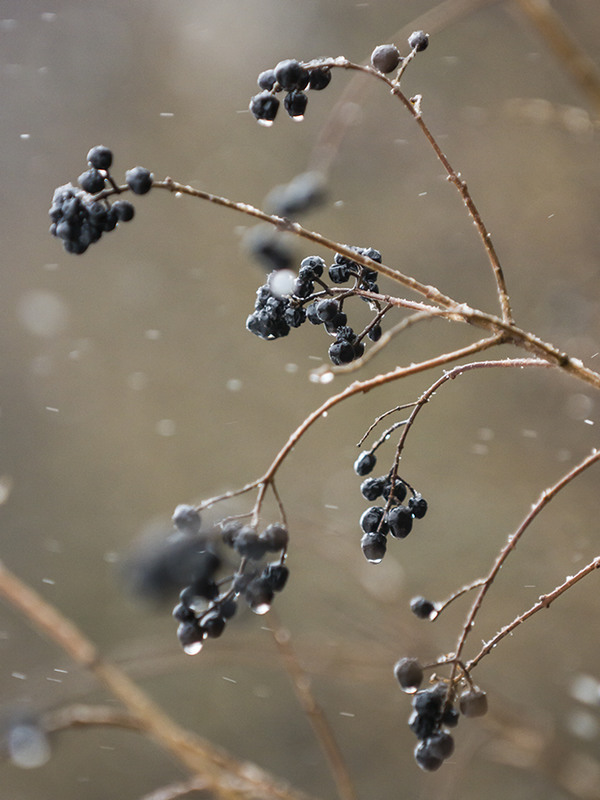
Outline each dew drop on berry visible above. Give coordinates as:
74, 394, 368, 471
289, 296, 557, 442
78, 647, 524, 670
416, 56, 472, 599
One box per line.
183, 640, 203, 656
251, 601, 271, 615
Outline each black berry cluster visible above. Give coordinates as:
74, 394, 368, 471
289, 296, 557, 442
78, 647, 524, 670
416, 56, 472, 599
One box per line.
49, 146, 152, 254
393, 658, 488, 770
354, 450, 427, 563
249, 59, 332, 125
246, 247, 385, 367
171, 505, 290, 655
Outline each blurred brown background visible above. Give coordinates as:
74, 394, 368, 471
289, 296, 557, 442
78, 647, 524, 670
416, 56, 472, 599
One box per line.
1, 1, 599, 798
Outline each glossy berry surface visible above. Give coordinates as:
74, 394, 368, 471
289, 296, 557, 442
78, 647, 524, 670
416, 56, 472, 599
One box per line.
274, 59, 309, 91
393, 658, 424, 692
354, 451, 376, 476
249, 91, 280, 123
410, 596, 436, 619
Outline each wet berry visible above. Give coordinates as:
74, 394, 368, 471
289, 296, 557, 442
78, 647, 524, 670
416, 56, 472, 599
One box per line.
387, 505, 413, 538
360, 531, 387, 563
274, 59, 309, 91
354, 451, 376, 476
408, 493, 428, 518
78, 168, 106, 194
308, 66, 331, 90
410, 596, 437, 619
172, 504, 202, 535
284, 91, 308, 119
86, 145, 113, 170
249, 91, 280, 124
394, 658, 424, 692
459, 688, 488, 718
359, 506, 388, 534
257, 69, 276, 90
360, 477, 385, 501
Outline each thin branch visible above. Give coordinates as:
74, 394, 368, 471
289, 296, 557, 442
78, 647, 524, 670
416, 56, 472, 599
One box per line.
0, 559, 319, 800
138, 776, 210, 800
448, 448, 600, 684
271, 623, 358, 800
467, 554, 600, 671
513, 0, 600, 117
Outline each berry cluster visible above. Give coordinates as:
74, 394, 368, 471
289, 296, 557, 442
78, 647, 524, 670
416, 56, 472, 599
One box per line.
353, 450, 427, 563
246, 247, 385, 367
394, 658, 488, 771
170, 505, 289, 655
249, 59, 332, 125
49, 146, 153, 254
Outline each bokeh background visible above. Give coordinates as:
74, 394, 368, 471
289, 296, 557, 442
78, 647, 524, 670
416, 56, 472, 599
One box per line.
1, 1, 600, 798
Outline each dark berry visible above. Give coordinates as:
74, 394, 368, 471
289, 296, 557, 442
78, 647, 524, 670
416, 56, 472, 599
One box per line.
316, 298, 339, 322
371, 44, 401, 73
408, 30, 429, 52
393, 658, 424, 692
262, 563, 289, 592
284, 90, 308, 119
232, 527, 268, 560
408, 494, 428, 519
359, 506, 388, 534
86, 145, 113, 170
201, 611, 226, 638
112, 200, 135, 222
360, 477, 385, 501
299, 255, 325, 279
172, 602, 196, 623
245, 576, 274, 614
408, 710, 439, 741
257, 69, 276, 90
274, 59, 309, 91
382, 478, 407, 504
360, 531, 387, 563
426, 731, 455, 760
413, 684, 445, 717
386, 505, 413, 539
126, 166, 153, 195
308, 66, 331, 90
172, 504, 202, 535
78, 168, 106, 194
368, 325, 382, 342
414, 740, 443, 772
328, 339, 355, 366
219, 597, 238, 619
249, 91, 280, 125
177, 621, 204, 654
283, 305, 306, 329
410, 596, 437, 620
306, 303, 322, 325
459, 688, 488, 718
294, 277, 313, 298
354, 451, 376, 476
259, 523, 289, 551
328, 263, 351, 283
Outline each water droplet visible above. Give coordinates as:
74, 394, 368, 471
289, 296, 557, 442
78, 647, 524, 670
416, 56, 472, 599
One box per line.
183, 641, 203, 656
258, 119, 274, 128
251, 602, 271, 615
8, 724, 51, 769
291, 114, 305, 122
367, 556, 383, 564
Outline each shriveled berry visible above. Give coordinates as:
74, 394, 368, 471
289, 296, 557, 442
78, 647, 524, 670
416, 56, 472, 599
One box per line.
408, 710, 439, 741
360, 477, 384, 501
410, 596, 437, 620
126, 166, 153, 194
409, 493, 428, 518
328, 339, 355, 365
394, 657, 424, 692
360, 531, 387, 563
284, 90, 308, 119
382, 478, 407, 503
408, 30, 429, 52
78, 168, 106, 194
249, 91, 280, 124
371, 44, 401, 73
274, 59, 309, 91
308, 66, 331, 90
86, 145, 113, 170
459, 688, 488, 718
316, 298, 339, 322
299, 255, 325, 279
328, 263, 351, 283
387, 505, 413, 538
354, 451, 376, 476
413, 684, 445, 716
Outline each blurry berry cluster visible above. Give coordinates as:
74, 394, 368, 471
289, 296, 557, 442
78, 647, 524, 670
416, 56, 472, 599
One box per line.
246, 247, 386, 366
170, 504, 289, 655
49, 146, 152, 254
394, 658, 488, 771
353, 449, 427, 563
